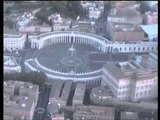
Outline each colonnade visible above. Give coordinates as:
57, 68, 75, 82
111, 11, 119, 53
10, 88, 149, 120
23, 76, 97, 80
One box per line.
30, 32, 157, 53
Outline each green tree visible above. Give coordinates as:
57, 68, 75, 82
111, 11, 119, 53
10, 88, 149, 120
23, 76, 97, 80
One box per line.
4, 71, 47, 88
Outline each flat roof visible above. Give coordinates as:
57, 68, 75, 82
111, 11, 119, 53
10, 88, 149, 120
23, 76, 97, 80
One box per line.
75, 105, 115, 117
140, 24, 158, 36
121, 112, 138, 120
4, 28, 20, 35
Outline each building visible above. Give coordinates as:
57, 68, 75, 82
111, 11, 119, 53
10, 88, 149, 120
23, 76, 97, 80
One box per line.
19, 23, 52, 33
3, 80, 39, 120
48, 80, 72, 108
49, 13, 71, 31
88, 7, 101, 19
90, 86, 116, 105
72, 21, 94, 33
72, 83, 86, 107
16, 12, 34, 28
143, 11, 158, 25
4, 56, 21, 73
4, 28, 27, 51
102, 59, 158, 102
138, 111, 157, 120
113, 1, 136, 9
140, 24, 158, 41
120, 112, 139, 120
51, 114, 65, 120
107, 21, 145, 42
73, 105, 115, 120
108, 8, 142, 25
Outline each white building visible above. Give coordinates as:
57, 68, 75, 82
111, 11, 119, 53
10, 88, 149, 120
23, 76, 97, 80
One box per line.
49, 13, 71, 31
89, 7, 101, 19
4, 56, 21, 73
102, 60, 158, 102
4, 29, 27, 51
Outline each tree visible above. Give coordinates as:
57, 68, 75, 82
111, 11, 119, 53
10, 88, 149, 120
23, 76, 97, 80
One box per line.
4, 71, 47, 88
139, 2, 150, 14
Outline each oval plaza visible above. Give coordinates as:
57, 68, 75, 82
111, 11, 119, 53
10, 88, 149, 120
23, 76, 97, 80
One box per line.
25, 31, 157, 88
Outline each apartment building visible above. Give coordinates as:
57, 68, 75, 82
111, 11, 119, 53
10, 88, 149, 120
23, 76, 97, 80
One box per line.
102, 59, 158, 102
3, 80, 39, 120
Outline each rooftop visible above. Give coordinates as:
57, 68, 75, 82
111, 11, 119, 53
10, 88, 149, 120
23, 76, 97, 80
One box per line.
4, 28, 20, 35
121, 111, 138, 120
109, 21, 142, 32
140, 24, 158, 37
75, 105, 115, 117
4, 80, 39, 112
103, 60, 157, 80
91, 87, 114, 98
73, 83, 86, 102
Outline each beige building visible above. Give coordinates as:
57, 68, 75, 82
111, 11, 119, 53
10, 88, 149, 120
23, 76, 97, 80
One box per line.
73, 105, 115, 120
107, 21, 144, 42
3, 80, 39, 120
102, 58, 158, 102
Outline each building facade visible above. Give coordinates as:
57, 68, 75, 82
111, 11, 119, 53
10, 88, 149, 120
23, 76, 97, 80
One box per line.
4, 29, 27, 51
73, 105, 115, 120
102, 60, 158, 102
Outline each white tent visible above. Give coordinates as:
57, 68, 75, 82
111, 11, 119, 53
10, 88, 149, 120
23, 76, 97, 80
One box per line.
140, 24, 158, 40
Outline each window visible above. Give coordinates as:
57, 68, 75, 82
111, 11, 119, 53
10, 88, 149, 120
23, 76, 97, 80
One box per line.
137, 87, 139, 90
144, 91, 147, 95
120, 48, 122, 51
134, 47, 136, 51
138, 47, 140, 51
143, 47, 145, 51
129, 47, 131, 51
141, 86, 143, 90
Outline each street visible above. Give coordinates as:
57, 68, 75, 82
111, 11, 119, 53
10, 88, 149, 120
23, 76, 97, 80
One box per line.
33, 83, 52, 120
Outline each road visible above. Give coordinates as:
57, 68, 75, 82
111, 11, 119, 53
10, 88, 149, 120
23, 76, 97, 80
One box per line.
33, 83, 51, 120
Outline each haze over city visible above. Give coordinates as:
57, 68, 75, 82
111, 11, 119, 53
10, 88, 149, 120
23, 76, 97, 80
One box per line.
4, 1, 158, 120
